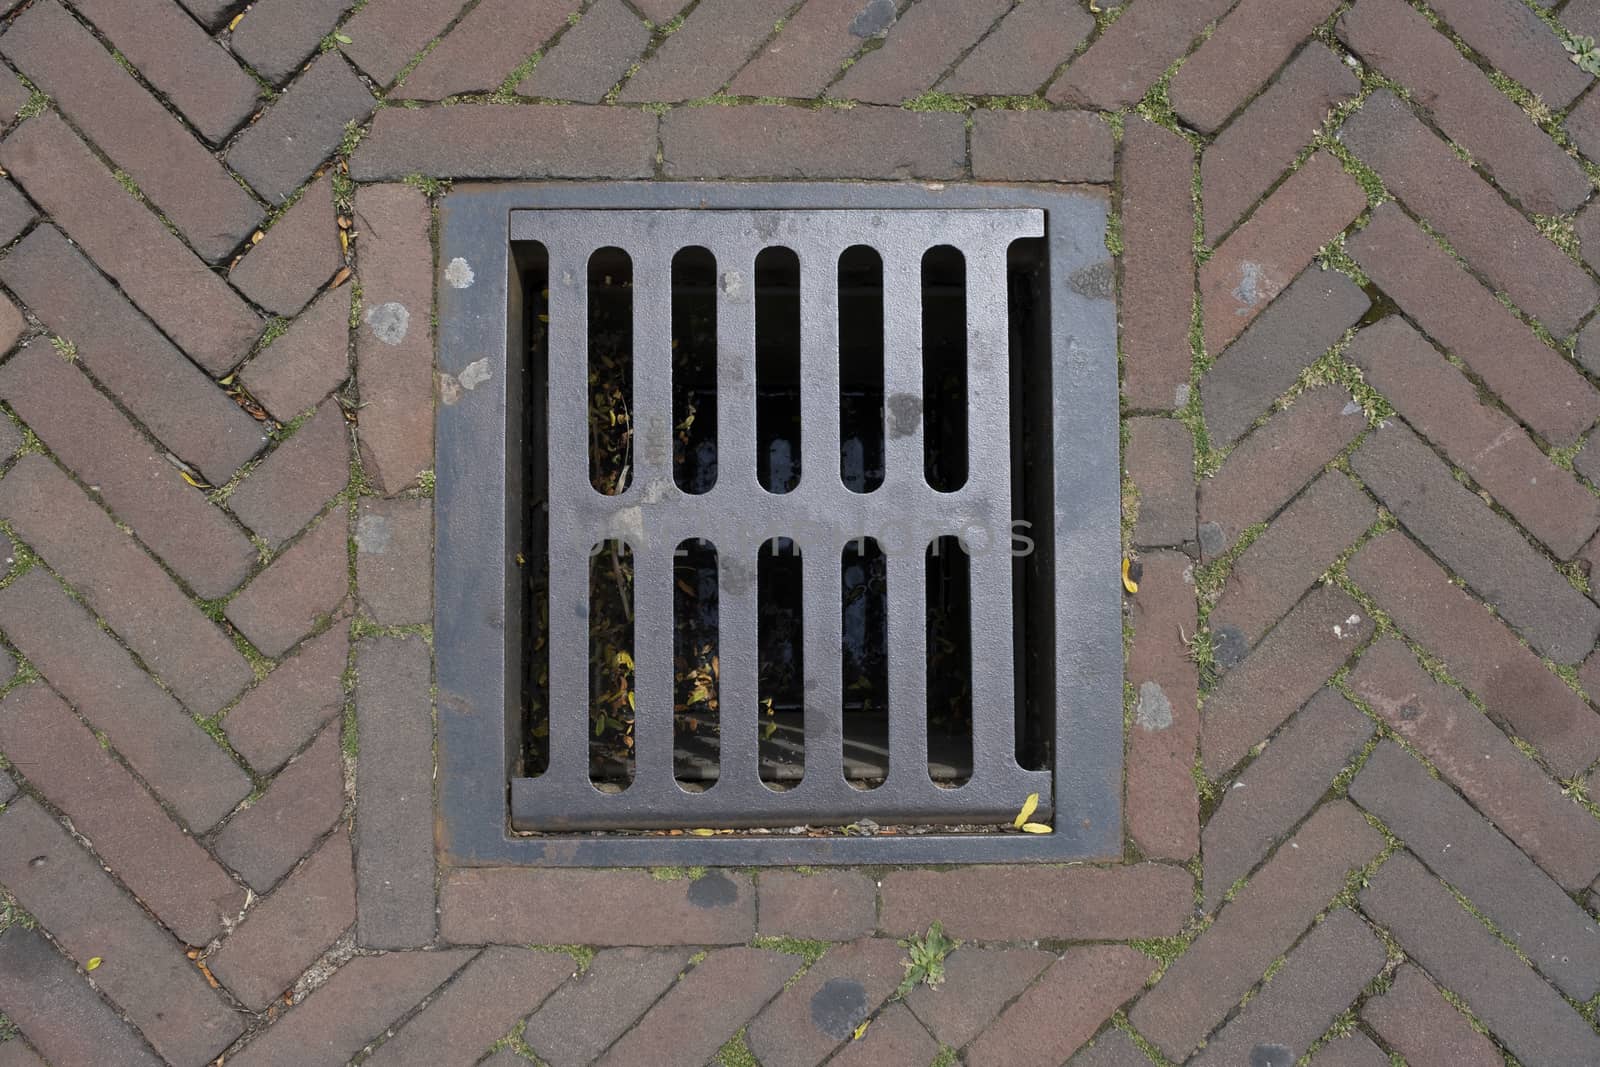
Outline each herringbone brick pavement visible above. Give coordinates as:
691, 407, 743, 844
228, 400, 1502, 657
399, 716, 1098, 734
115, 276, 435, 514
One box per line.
0, 0, 1596, 1064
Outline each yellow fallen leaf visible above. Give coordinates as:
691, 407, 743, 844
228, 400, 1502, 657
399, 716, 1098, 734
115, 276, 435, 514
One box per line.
616, 651, 634, 671
1121, 557, 1139, 594
228, 11, 244, 30
1020, 822, 1053, 834
853, 1019, 870, 1041
86, 957, 102, 971
180, 470, 211, 489
688, 828, 716, 836
1013, 791, 1039, 829
339, 229, 350, 255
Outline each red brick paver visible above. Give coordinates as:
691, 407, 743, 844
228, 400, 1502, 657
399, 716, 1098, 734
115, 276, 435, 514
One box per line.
829, 0, 1008, 105
0, 798, 243, 1064
1124, 549, 1201, 860
524, 948, 693, 1067
524, 0, 650, 103
1131, 802, 1384, 1060
0, 926, 164, 1067
230, 172, 344, 317
1, 0, 261, 260
207, 830, 357, 1010
1121, 117, 1196, 411
0, 569, 253, 830
1202, 43, 1358, 243
1362, 963, 1504, 1067
1, 114, 262, 372
1363, 852, 1600, 1065
1186, 907, 1385, 1067
1200, 151, 1366, 353
398, 0, 578, 102
966, 946, 1154, 1067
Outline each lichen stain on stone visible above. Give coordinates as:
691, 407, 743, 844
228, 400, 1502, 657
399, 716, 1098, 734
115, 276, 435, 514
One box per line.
366, 301, 410, 345
850, 0, 896, 38
439, 359, 491, 406
887, 393, 922, 438
458, 357, 492, 391
355, 513, 392, 555
1069, 261, 1114, 300
443, 257, 475, 289
1135, 680, 1173, 732
1232, 262, 1267, 312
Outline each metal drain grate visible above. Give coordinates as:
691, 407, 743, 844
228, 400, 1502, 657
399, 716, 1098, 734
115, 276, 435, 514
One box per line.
435, 184, 1120, 865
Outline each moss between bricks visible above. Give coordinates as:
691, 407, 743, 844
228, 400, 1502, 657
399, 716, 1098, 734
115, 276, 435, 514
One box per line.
17, 89, 47, 121
902, 90, 968, 113
494, 51, 543, 102
529, 943, 595, 972
485, 1018, 541, 1059
751, 935, 829, 966
716, 1028, 760, 1067
0, 655, 38, 699
648, 865, 707, 881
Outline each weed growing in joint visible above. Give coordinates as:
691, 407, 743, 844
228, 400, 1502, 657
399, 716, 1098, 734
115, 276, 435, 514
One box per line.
896, 921, 956, 996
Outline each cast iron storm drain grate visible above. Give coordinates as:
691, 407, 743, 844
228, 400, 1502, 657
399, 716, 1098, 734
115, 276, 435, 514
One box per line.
435, 183, 1119, 865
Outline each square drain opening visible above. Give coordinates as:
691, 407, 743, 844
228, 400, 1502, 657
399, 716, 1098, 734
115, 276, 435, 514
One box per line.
436, 184, 1120, 865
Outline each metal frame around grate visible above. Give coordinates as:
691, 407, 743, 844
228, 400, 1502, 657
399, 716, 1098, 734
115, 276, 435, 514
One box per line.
434, 183, 1120, 866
